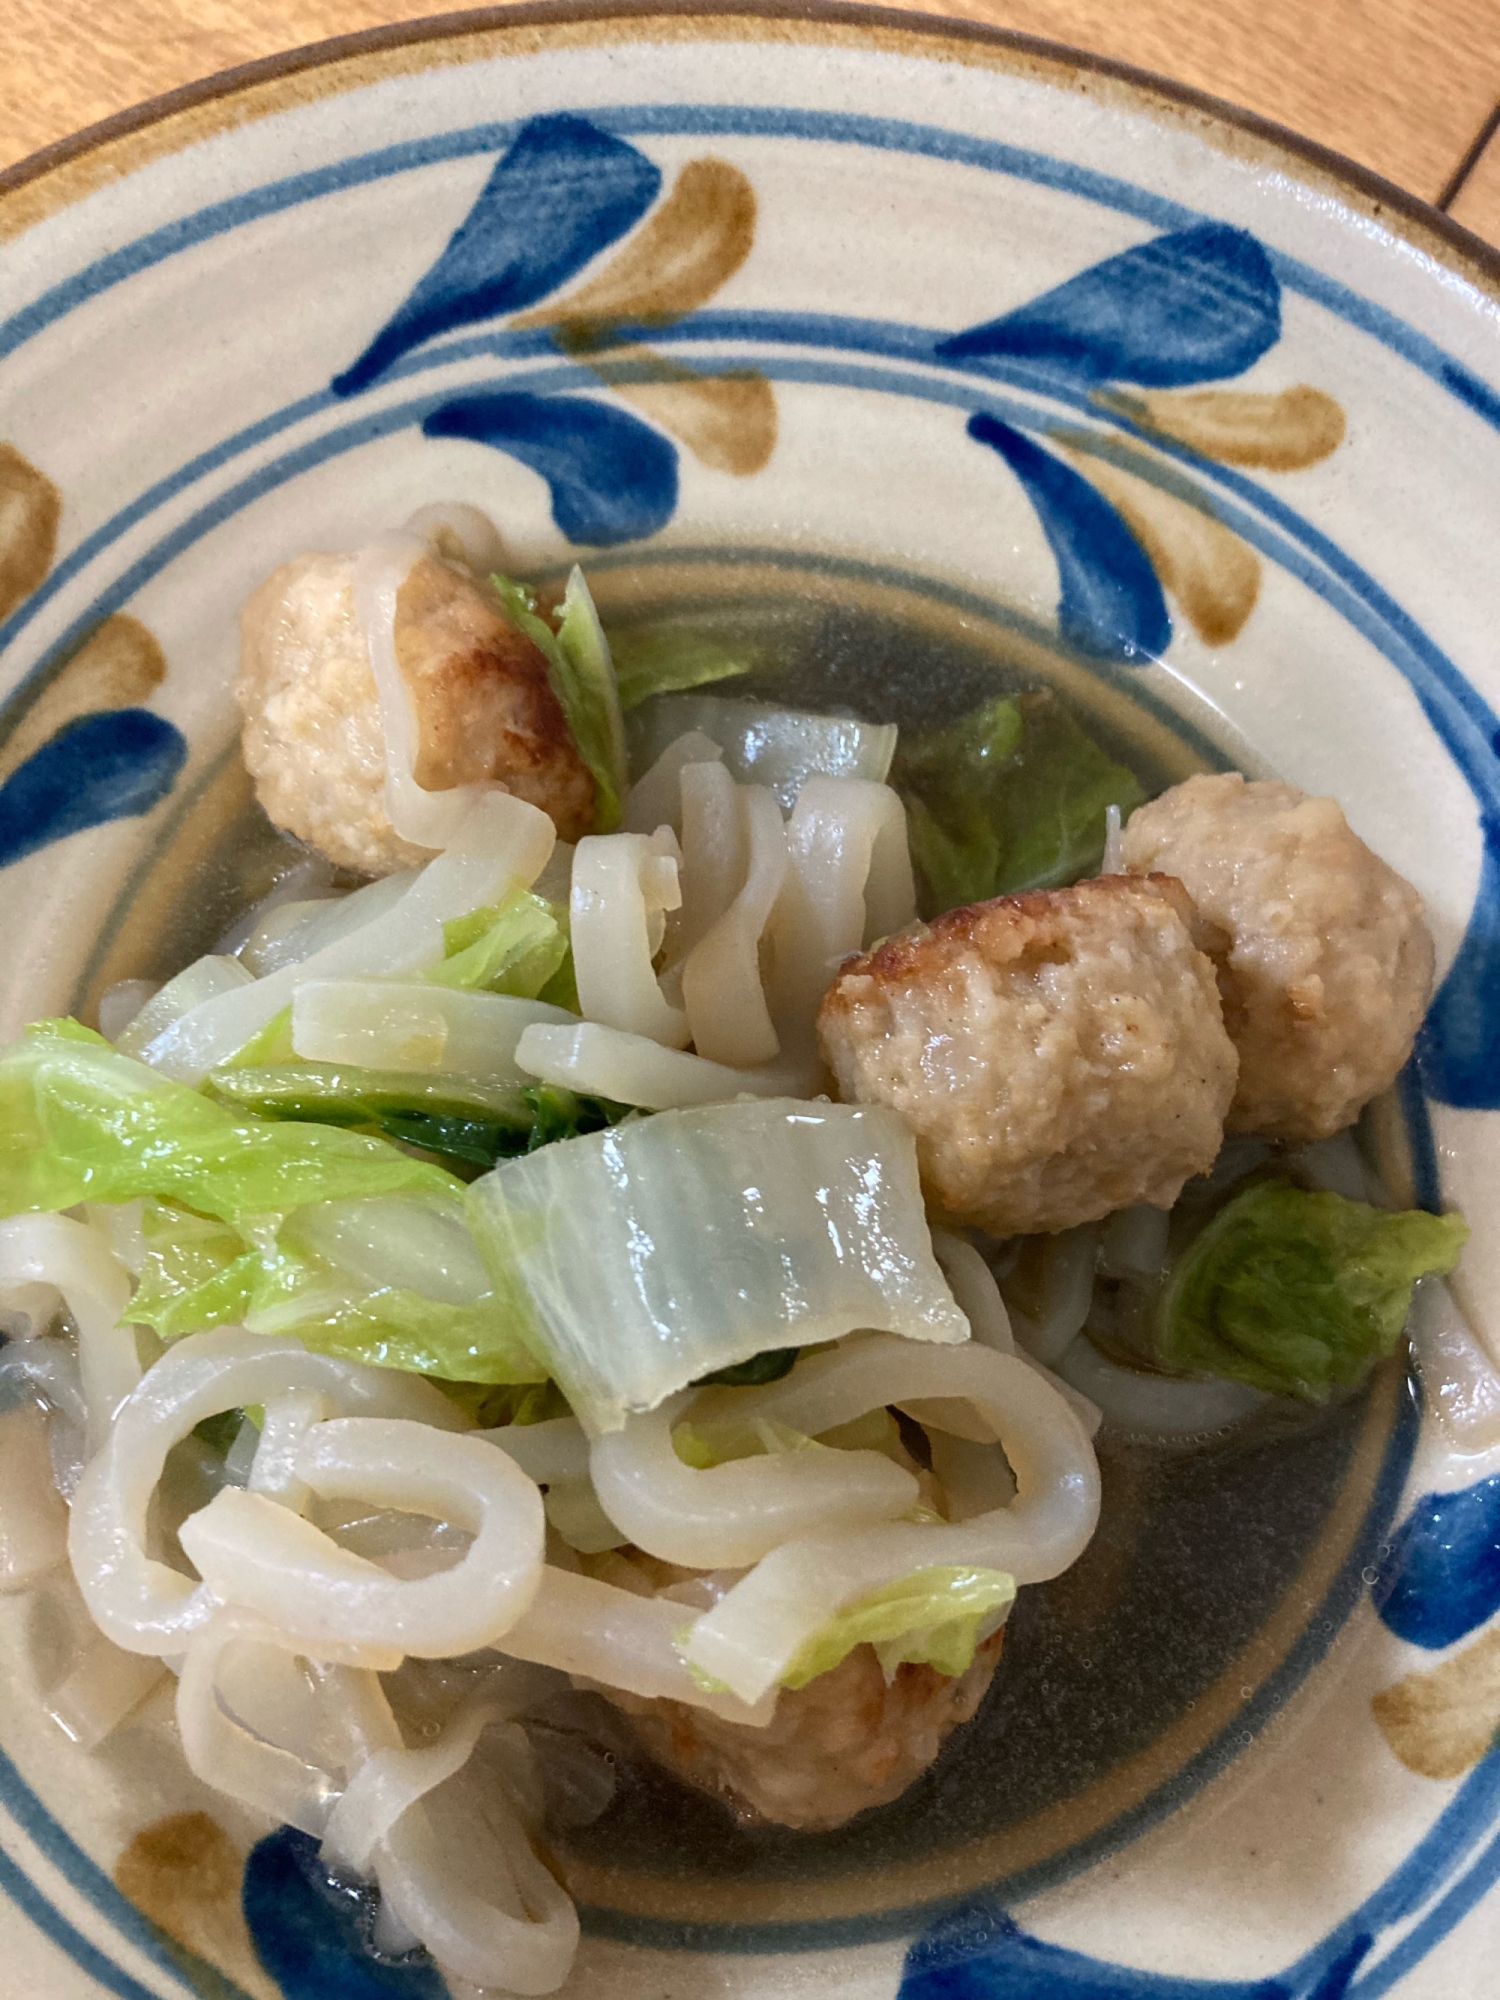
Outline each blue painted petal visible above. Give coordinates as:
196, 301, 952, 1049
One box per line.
1416, 815, 1500, 1108
900, 1906, 1297, 1999
333, 115, 661, 396
243, 1827, 448, 1999
968, 413, 1170, 661
423, 390, 678, 545
0, 708, 186, 869
937, 223, 1280, 388
1373, 1476, 1500, 1650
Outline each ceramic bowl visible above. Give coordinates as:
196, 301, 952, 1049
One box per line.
3, 6, 1500, 1995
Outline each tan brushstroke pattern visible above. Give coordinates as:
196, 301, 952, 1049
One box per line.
115, 1812, 280, 2000
514, 157, 755, 336
1372, 1624, 1500, 1779
0, 614, 167, 783
580, 343, 777, 476
0, 444, 62, 624
1101, 385, 1347, 470
1066, 448, 1261, 645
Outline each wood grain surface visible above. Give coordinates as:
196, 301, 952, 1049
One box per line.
4, 0, 1499, 244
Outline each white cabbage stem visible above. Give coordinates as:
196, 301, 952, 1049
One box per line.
621, 730, 724, 835
243, 874, 414, 979
291, 981, 573, 1081
633, 699, 897, 810
179, 1418, 545, 1659
514, 1020, 805, 1109
68, 1329, 464, 1655
140, 794, 556, 1082
681, 785, 789, 1067
114, 955, 254, 1061
496, 1566, 774, 1725
214, 852, 340, 961
0, 1214, 137, 1453
570, 830, 688, 1047
590, 1391, 917, 1568
465, 1099, 969, 1436
681, 1334, 1101, 1703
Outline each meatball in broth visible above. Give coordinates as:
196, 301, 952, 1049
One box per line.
1121, 774, 1433, 1142
237, 549, 595, 875
818, 873, 1238, 1237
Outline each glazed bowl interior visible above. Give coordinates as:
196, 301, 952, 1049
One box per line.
3, 6, 1500, 1995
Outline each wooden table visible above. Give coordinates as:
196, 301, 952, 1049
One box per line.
6, 0, 1500, 244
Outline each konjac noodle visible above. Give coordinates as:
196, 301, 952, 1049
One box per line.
0, 504, 1474, 1994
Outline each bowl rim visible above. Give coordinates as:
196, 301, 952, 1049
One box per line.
2, 0, 1498, 301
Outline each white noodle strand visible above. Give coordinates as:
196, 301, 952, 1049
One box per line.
179, 1418, 545, 1659
671, 760, 745, 968
570, 830, 688, 1046
514, 1020, 803, 1109
590, 1392, 918, 1569
68, 1329, 465, 1654
681, 1335, 1100, 1702
621, 730, 723, 835
496, 1566, 775, 1725
140, 795, 556, 1081
0, 1215, 137, 1453
768, 776, 915, 1065
402, 504, 508, 578
681, 785, 788, 1066
355, 534, 495, 851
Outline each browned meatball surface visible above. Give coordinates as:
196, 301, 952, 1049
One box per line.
817, 874, 1238, 1237
1122, 774, 1434, 1142
606, 1630, 1005, 1831
237, 549, 595, 874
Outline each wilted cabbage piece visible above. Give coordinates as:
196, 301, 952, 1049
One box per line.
465, 1098, 970, 1433
893, 690, 1145, 914
427, 885, 571, 998
0, 1021, 453, 1222
609, 626, 752, 710
781, 1564, 1016, 1687
1153, 1178, 1469, 1402
131, 1189, 544, 1383
494, 569, 627, 831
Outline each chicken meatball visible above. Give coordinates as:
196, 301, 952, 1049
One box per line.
609, 1629, 1005, 1830
817, 875, 1238, 1237
237, 549, 595, 874
1121, 774, 1433, 1142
